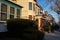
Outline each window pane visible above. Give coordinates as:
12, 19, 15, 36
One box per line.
29, 15, 32, 20
33, 4, 35, 11
12, 0, 16, 1
1, 3, 7, 13
10, 7, 14, 19
29, 2, 32, 10
10, 7, 14, 14
10, 15, 14, 19
35, 7, 37, 13
1, 13, 7, 21
17, 9, 20, 18
1, 3, 7, 21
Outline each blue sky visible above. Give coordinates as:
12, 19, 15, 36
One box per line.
37, 0, 59, 22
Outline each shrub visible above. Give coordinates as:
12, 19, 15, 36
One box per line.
6, 19, 44, 40
7, 19, 37, 32
44, 23, 51, 32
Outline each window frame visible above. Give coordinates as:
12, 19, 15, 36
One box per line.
29, 2, 32, 10
17, 9, 20, 18
10, 7, 15, 19
1, 3, 7, 21
33, 4, 35, 11
29, 15, 32, 20
12, 0, 17, 1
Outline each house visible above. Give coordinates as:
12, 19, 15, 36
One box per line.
7, 0, 47, 31
9, 0, 44, 30
9, 0, 41, 20
0, 0, 23, 32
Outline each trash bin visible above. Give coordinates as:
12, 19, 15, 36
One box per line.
0, 21, 7, 32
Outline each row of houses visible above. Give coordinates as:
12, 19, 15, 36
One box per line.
0, 0, 44, 31
0, 0, 54, 31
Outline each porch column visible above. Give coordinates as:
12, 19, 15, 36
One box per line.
0, 3, 1, 20
38, 18, 42, 30
14, 8, 17, 18
38, 19, 40, 30
7, 6, 10, 19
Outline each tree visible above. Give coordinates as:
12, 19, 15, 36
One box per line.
46, 0, 60, 25
46, 0, 60, 13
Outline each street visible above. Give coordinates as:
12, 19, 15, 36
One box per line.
44, 31, 60, 40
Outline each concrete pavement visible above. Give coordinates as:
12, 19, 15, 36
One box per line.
44, 31, 60, 40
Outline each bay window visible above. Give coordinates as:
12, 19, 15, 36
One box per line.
17, 9, 20, 18
1, 3, 7, 21
10, 7, 14, 19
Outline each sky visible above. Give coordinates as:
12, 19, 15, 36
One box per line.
37, 0, 59, 22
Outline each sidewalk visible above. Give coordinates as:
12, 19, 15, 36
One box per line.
44, 31, 60, 40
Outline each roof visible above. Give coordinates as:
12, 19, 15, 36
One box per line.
34, 0, 36, 2
35, 0, 39, 7
5, 0, 23, 8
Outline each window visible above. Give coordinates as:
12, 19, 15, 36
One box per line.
10, 7, 14, 19
33, 4, 35, 11
38, 9, 40, 14
29, 15, 32, 20
1, 13, 7, 21
35, 7, 37, 13
29, 2, 32, 10
33, 16, 35, 20
12, 0, 17, 3
10, 7, 14, 14
10, 15, 14, 19
17, 9, 20, 18
1, 3, 7, 21
12, 0, 16, 1
40, 11, 42, 14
